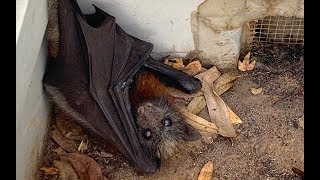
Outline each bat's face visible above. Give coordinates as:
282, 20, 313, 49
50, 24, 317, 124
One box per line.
136, 99, 201, 160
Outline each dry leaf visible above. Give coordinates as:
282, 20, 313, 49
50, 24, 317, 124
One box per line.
198, 107, 211, 121
56, 112, 88, 141
166, 87, 203, 99
297, 115, 304, 130
183, 60, 202, 76
175, 105, 218, 134
202, 75, 236, 137
164, 58, 185, 70
212, 72, 241, 95
238, 52, 256, 71
198, 161, 214, 180
199, 104, 242, 125
40, 167, 59, 175
227, 106, 243, 124
67, 153, 104, 180
199, 67, 208, 74
195, 66, 221, 82
53, 160, 79, 180
78, 139, 89, 152
250, 87, 263, 95
49, 125, 78, 152
187, 96, 207, 115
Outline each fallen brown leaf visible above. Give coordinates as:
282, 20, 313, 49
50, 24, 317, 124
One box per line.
49, 125, 78, 152
227, 106, 243, 124
198, 103, 242, 125
53, 159, 79, 180
67, 153, 104, 180
199, 67, 208, 74
195, 66, 221, 82
40, 166, 59, 175
250, 87, 263, 95
56, 112, 88, 141
198, 107, 211, 121
187, 96, 207, 115
238, 52, 256, 71
183, 60, 202, 76
202, 75, 236, 137
166, 87, 203, 100
198, 161, 214, 180
212, 72, 241, 95
175, 105, 218, 134
164, 57, 185, 70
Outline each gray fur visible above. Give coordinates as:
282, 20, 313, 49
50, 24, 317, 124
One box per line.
136, 99, 201, 160
43, 84, 100, 135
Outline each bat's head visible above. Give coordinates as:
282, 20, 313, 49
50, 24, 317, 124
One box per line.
136, 99, 201, 161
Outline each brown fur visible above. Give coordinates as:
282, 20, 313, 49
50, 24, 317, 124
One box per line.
130, 72, 170, 107
45, 0, 59, 58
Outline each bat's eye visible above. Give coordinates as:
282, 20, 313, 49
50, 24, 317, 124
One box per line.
143, 129, 152, 139
161, 118, 172, 127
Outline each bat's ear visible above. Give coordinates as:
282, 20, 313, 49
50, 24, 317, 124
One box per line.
180, 123, 202, 141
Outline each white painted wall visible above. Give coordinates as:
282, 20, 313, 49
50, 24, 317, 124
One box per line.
92, 0, 204, 57
16, 0, 49, 179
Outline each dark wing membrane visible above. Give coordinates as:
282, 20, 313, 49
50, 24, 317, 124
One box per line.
74, 4, 158, 173
43, 0, 158, 173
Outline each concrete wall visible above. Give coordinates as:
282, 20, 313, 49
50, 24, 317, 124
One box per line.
16, 0, 49, 179
191, 0, 304, 68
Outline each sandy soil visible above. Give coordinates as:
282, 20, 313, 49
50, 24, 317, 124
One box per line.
39, 45, 304, 180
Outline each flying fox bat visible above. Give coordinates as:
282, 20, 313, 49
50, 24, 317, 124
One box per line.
43, 0, 201, 173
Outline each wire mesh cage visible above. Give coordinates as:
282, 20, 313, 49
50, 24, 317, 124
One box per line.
249, 16, 304, 45
243, 16, 304, 63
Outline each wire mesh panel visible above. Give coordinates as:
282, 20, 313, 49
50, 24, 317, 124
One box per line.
244, 16, 304, 64
249, 16, 304, 46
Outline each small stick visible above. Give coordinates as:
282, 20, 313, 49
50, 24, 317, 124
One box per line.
291, 166, 304, 179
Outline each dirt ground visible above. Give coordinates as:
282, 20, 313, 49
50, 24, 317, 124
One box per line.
39, 45, 304, 180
